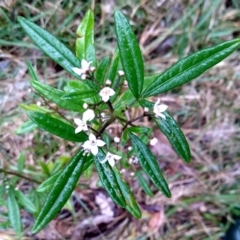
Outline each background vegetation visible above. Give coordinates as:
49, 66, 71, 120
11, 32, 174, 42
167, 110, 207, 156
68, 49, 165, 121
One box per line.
1, 0, 240, 239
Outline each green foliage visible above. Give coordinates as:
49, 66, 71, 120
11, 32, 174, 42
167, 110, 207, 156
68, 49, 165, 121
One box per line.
32, 150, 88, 233
142, 39, 240, 97
27, 111, 87, 142
12, 8, 239, 234
94, 150, 126, 208
18, 17, 80, 77
129, 132, 171, 198
7, 187, 22, 235
115, 11, 144, 98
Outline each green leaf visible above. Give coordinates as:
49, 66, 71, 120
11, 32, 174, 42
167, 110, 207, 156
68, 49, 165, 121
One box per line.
96, 56, 110, 85
61, 90, 97, 101
18, 17, 80, 76
107, 48, 120, 86
129, 132, 171, 198
113, 167, 141, 218
15, 120, 38, 135
94, 149, 126, 208
142, 39, 240, 97
37, 171, 61, 193
113, 89, 136, 111
37, 157, 94, 193
27, 111, 87, 142
155, 112, 191, 162
76, 10, 95, 64
64, 80, 100, 104
7, 187, 21, 235
139, 99, 191, 162
136, 171, 153, 197
32, 149, 87, 233
31, 80, 84, 112
17, 152, 25, 172
14, 190, 37, 213
114, 11, 144, 98
19, 103, 52, 113
26, 61, 39, 81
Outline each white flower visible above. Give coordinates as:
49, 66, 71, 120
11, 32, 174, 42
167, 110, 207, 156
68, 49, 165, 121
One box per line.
99, 87, 115, 102
83, 109, 95, 122
74, 109, 95, 134
83, 133, 105, 155
153, 98, 168, 119
100, 152, 121, 167
74, 118, 88, 133
72, 59, 92, 78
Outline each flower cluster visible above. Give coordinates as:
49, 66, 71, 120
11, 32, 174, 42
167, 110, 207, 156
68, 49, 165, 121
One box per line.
72, 60, 168, 167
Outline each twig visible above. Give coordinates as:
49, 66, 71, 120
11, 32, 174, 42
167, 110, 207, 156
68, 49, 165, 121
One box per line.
0, 168, 41, 184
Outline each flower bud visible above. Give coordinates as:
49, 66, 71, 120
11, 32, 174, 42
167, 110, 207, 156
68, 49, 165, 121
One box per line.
105, 79, 112, 86
118, 70, 124, 76
114, 137, 120, 143
83, 103, 88, 109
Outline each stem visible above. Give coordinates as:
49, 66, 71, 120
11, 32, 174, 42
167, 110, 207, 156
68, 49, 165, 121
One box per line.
106, 100, 114, 113
96, 115, 116, 137
39, 95, 73, 124
0, 168, 41, 184
121, 112, 149, 134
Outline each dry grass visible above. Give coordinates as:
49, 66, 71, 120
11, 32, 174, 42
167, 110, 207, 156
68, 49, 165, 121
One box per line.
1, 0, 240, 239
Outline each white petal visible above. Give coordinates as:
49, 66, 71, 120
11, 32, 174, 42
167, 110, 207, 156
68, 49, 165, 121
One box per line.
75, 126, 83, 134
154, 98, 161, 107
112, 154, 121, 160
74, 118, 82, 126
101, 94, 109, 102
158, 104, 168, 112
100, 157, 108, 164
108, 88, 115, 96
108, 158, 115, 167
159, 113, 166, 119
83, 109, 95, 122
89, 133, 96, 141
72, 67, 83, 75
82, 123, 88, 131
91, 146, 98, 155
81, 59, 91, 69
97, 139, 106, 147
83, 140, 91, 149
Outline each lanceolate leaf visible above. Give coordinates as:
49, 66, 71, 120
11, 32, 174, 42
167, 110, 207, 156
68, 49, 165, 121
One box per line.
26, 61, 39, 81
37, 157, 94, 192
14, 190, 37, 213
142, 39, 240, 97
155, 112, 191, 162
31, 81, 84, 112
139, 99, 191, 162
27, 111, 87, 142
114, 11, 144, 98
15, 120, 38, 135
7, 187, 21, 235
107, 48, 120, 86
18, 17, 80, 76
95, 56, 110, 85
76, 10, 95, 64
61, 90, 97, 101
94, 149, 126, 208
129, 132, 171, 197
32, 150, 87, 233
113, 167, 141, 218
136, 171, 153, 197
